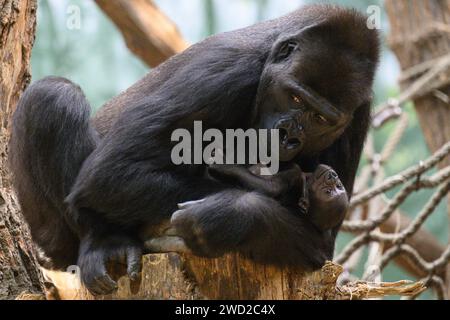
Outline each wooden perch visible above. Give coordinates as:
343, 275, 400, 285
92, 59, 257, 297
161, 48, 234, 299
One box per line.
43, 255, 425, 300
94, 0, 189, 67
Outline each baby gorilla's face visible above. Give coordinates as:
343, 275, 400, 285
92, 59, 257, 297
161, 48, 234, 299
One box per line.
309, 165, 346, 200
307, 165, 348, 231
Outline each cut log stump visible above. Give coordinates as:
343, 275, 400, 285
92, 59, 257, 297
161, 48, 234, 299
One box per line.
42, 253, 425, 300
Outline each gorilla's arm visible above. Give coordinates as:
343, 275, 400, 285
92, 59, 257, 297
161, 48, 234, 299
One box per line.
207, 163, 305, 200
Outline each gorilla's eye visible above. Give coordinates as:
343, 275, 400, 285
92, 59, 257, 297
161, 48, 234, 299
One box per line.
292, 95, 302, 104
277, 41, 298, 60
314, 113, 328, 124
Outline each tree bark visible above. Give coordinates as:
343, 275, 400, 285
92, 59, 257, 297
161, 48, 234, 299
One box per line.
0, 0, 44, 299
385, 0, 450, 296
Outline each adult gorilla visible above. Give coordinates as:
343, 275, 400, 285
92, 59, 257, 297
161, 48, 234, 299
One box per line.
10, 5, 379, 295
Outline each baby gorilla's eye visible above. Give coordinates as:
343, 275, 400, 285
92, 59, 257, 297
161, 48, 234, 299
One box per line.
314, 113, 328, 124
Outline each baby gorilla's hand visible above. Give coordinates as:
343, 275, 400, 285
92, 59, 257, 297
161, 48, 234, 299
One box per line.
306, 165, 348, 231
78, 232, 142, 295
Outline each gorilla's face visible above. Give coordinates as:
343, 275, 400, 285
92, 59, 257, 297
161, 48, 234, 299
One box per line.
306, 164, 349, 231
308, 165, 347, 202
253, 29, 374, 162
254, 78, 349, 162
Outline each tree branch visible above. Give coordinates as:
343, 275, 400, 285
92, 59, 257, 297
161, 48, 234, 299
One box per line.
94, 0, 189, 67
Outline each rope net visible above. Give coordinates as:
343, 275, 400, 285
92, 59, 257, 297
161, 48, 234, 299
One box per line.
334, 58, 450, 299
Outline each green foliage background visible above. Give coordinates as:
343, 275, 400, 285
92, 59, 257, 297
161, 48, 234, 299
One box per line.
31, 0, 448, 299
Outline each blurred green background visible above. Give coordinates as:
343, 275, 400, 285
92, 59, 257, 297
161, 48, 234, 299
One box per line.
31, 0, 448, 299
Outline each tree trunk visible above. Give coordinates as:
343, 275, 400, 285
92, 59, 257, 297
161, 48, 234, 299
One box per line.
51, 255, 347, 300
385, 0, 450, 297
47, 255, 424, 300
0, 0, 44, 299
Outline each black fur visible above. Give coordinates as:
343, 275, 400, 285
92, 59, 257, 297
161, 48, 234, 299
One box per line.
9, 77, 98, 268
9, 5, 379, 294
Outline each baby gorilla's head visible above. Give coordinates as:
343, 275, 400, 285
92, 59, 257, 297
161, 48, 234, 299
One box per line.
307, 164, 348, 231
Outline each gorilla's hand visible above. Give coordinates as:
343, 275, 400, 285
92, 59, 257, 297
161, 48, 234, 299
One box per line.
208, 163, 304, 198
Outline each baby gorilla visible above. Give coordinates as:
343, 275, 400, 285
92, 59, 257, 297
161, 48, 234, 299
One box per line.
146, 163, 348, 254
304, 164, 348, 231
209, 163, 349, 231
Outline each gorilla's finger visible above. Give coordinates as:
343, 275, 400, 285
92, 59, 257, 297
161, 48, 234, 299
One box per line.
171, 209, 186, 224
81, 256, 117, 295
95, 274, 118, 294
177, 199, 206, 210
145, 236, 191, 254
164, 226, 179, 236
85, 273, 115, 296
126, 246, 142, 281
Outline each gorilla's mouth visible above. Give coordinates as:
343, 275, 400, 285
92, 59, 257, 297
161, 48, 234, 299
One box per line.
279, 129, 302, 150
